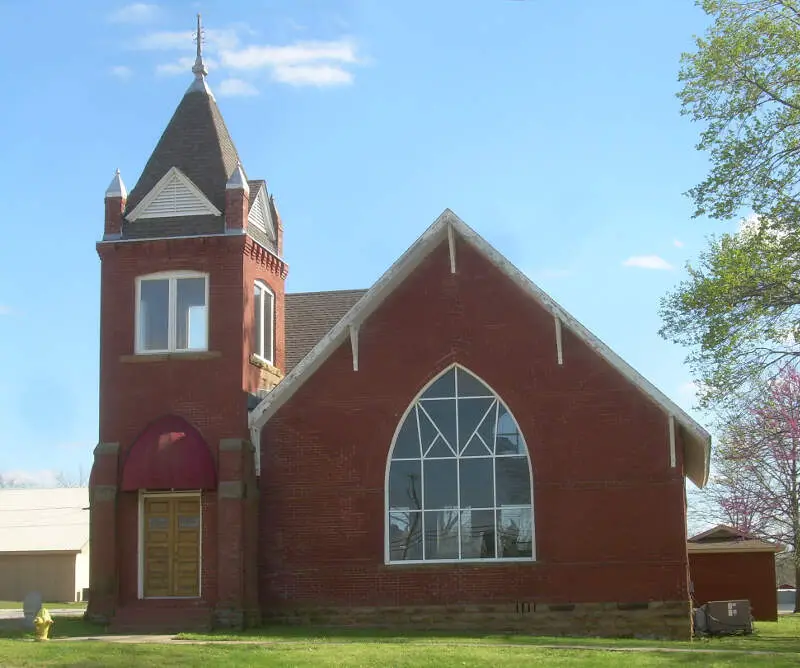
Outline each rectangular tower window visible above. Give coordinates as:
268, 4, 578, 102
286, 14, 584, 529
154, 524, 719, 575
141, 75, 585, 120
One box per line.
136, 273, 209, 354
253, 281, 274, 364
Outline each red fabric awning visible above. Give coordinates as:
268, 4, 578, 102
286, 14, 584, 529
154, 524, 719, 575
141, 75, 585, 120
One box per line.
121, 415, 217, 491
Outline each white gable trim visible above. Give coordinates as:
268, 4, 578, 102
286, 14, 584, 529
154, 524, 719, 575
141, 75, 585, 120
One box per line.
127, 167, 221, 221
249, 209, 711, 487
248, 184, 276, 239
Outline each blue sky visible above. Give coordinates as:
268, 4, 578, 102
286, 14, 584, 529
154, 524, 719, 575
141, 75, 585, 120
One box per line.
0, 0, 725, 486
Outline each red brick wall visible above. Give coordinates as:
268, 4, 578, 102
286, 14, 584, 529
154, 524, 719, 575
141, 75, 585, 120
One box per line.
96, 234, 254, 610
259, 237, 689, 611
690, 552, 778, 621
242, 237, 287, 386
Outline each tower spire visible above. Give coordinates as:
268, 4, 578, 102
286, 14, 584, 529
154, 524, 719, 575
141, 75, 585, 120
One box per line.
192, 13, 208, 79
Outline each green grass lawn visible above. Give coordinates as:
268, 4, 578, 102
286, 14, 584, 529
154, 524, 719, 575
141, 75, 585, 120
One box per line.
0, 615, 797, 667
0, 601, 87, 610
176, 614, 800, 654
2, 641, 799, 667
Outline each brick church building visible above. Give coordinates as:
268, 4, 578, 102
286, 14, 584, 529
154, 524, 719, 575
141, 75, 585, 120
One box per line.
87, 22, 711, 638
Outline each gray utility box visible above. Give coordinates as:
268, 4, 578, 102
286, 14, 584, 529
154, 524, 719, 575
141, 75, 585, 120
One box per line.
703, 600, 753, 635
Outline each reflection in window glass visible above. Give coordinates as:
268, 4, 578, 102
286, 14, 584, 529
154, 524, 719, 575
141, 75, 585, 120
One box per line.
177, 277, 207, 350
139, 279, 169, 351
137, 274, 208, 353
253, 282, 274, 363
387, 366, 533, 562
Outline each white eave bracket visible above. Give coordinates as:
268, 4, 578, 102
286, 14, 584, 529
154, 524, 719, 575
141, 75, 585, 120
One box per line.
447, 224, 456, 274
554, 316, 563, 365
668, 415, 676, 468
349, 323, 360, 371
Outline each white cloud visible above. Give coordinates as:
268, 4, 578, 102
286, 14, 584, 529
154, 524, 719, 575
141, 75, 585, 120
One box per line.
136, 30, 192, 50
622, 255, 674, 270
129, 25, 364, 88
221, 39, 358, 69
135, 27, 240, 52
156, 56, 218, 76
108, 3, 159, 24
110, 65, 133, 79
272, 64, 353, 87
218, 78, 259, 97
673, 239, 684, 248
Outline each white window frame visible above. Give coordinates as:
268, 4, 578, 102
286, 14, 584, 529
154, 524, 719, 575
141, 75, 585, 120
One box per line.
253, 280, 275, 365
135, 271, 210, 354
384, 363, 536, 565
137, 490, 203, 600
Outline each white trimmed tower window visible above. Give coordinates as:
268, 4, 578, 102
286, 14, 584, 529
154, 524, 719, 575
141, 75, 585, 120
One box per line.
253, 281, 274, 364
386, 365, 534, 564
136, 271, 209, 354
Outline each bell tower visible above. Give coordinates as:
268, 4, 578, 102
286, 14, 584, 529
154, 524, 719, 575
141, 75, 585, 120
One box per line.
88, 15, 287, 631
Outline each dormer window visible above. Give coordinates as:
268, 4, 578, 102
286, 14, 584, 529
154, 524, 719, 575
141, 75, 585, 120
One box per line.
253, 281, 274, 364
136, 272, 209, 354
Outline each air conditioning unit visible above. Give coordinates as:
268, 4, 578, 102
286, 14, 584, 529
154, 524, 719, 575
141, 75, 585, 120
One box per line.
695, 600, 753, 636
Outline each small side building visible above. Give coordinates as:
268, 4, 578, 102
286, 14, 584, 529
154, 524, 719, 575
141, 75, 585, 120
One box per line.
688, 524, 782, 621
0, 488, 90, 603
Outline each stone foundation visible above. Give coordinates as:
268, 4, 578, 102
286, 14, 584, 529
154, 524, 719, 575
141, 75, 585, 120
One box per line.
261, 600, 691, 640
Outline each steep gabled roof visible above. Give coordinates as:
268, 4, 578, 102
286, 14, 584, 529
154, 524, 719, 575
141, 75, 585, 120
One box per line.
125, 85, 240, 217
250, 209, 712, 487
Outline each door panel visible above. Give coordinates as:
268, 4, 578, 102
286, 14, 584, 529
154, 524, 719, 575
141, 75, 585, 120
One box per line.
143, 496, 200, 597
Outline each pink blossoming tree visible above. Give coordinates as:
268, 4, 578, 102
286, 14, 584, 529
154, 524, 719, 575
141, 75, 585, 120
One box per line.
707, 365, 800, 612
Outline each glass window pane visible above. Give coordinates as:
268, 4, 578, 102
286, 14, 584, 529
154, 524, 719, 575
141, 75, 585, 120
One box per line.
497, 507, 533, 558
460, 509, 495, 559
417, 406, 438, 452
456, 368, 492, 397
392, 410, 420, 459
422, 369, 455, 398
388, 460, 422, 510
426, 436, 455, 458
424, 509, 459, 560
419, 400, 457, 452
253, 284, 263, 358
459, 458, 494, 508
496, 403, 525, 455
139, 279, 169, 351
176, 277, 207, 350
458, 398, 494, 451
263, 289, 274, 362
423, 459, 457, 509
389, 511, 422, 561
496, 457, 531, 506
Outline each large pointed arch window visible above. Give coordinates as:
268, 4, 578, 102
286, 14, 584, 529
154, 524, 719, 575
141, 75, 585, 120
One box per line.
386, 365, 534, 564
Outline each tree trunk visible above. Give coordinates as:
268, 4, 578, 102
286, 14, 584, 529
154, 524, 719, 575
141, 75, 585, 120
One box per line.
795, 561, 800, 614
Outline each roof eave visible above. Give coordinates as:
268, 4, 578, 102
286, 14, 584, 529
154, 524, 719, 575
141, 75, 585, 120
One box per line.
249, 209, 711, 488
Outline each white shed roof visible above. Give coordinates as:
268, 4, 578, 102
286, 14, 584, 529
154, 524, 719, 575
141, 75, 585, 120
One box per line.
0, 488, 89, 553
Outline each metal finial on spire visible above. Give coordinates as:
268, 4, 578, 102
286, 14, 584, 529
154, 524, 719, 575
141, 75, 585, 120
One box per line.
192, 13, 208, 79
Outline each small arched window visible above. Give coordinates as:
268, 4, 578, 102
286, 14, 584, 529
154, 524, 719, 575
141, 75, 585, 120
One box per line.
386, 365, 534, 564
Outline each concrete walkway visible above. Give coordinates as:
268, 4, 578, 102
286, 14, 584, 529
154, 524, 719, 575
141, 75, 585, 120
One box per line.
51, 635, 797, 656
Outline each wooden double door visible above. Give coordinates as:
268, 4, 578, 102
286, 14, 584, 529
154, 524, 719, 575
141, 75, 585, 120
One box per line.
142, 495, 201, 598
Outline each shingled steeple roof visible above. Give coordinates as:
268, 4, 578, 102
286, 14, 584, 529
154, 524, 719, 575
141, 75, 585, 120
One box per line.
124, 15, 241, 217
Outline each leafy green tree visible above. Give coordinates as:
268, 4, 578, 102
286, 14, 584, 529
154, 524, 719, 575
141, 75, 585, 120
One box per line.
661, 0, 800, 406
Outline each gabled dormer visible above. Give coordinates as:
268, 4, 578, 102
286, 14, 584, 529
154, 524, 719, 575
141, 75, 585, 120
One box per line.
127, 167, 222, 221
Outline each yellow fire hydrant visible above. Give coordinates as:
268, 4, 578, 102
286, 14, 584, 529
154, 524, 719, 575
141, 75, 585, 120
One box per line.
33, 607, 53, 641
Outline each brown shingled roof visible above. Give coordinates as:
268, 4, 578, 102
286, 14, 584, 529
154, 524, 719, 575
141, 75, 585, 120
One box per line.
125, 87, 241, 217
285, 289, 367, 371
